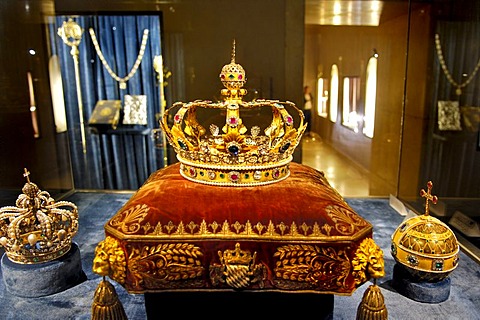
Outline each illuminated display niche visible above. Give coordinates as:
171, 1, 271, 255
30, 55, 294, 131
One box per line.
363, 56, 377, 138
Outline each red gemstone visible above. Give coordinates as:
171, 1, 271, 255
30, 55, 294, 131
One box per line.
273, 169, 280, 178
231, 174, 239, 181
174, 114, 181, 123
238, 75, 243, 80
229, 117, 238, 125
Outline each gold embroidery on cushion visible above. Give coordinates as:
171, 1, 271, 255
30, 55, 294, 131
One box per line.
106, 209, 371, 241
209, 221, 220, 233
322, 223, 333, 236
141, 222, 152, 234
273, 244, 350, 291
326, 205, 369, 235
127, 242, 204, 291
109, 204, 149, 234
142, 219, 337, 240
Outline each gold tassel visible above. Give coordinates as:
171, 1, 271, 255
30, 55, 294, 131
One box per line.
356, 281, 388, 320
91, 277, 128, 320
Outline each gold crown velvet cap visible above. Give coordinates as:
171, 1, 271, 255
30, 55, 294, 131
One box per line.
160, 41, 307, 186
0, 169, 79, 264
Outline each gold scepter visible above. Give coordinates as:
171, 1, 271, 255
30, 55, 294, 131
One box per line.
58, 18, 87, 154
153, 55, 169, 167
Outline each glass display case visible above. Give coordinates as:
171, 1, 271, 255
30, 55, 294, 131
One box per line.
0, 0, 478, 262
304, 0, 480, 262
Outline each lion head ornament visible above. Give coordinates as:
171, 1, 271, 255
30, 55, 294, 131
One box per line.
352, 238, 385, 284
93, 236, 127, 284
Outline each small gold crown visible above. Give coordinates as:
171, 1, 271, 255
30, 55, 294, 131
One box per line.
160, 41, 306, 186
219, 243, 256, 266
0, 169, 79, 264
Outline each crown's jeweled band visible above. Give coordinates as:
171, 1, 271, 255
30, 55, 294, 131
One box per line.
179, 156, 292, 186
6, 242, 73, 264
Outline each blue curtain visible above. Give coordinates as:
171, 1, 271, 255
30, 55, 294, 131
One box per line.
49, 15, 164, 190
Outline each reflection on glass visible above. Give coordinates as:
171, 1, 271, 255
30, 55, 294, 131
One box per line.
363, 57, 377, 138
329, 64, 339, 123
342, 76, 361, 132
316, 77, 329, 117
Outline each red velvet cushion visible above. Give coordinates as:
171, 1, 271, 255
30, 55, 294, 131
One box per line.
105, 162, 373, 294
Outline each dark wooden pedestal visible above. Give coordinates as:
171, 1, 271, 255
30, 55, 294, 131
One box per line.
145, 291, 334, 319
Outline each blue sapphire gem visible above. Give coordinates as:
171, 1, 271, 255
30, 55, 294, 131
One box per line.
280, 142, 291, 153
177, 139, 187, 150
407, 254, 419, 266
228, 145, 239, 156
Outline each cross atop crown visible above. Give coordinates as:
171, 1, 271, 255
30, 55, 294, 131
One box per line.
23, 168, 31, 183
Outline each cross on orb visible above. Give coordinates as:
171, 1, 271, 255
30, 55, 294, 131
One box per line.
420, 181, 438, 216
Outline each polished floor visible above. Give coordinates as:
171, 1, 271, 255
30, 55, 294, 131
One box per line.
301, 132, 372, 197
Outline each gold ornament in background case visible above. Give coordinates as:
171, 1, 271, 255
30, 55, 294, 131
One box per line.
58, 17, 87, 153
88, 100, 122, 131
89, 28, 149, 90
437, 100, 462, 131
123, 95, 147, 125
0, 169, 79, 264
391, 181, 460, 281
435, 33, 480, 96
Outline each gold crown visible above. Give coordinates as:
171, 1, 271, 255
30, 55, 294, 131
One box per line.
160, 41, 306, 186
0, 169, 79, 264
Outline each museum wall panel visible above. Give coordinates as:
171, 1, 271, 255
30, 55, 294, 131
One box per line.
0, 0, 73, 195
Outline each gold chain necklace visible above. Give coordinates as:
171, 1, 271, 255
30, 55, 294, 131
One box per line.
435, 33, 480, 96
89, 28, 149, 89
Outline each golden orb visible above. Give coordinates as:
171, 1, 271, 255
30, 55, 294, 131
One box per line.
391, 181, 459, 281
